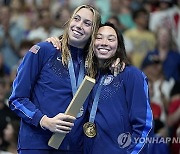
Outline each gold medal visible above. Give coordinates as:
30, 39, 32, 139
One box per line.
83, 122, 97, 138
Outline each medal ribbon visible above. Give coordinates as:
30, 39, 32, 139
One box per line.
68, 56, 84, 96
89, 75, 106, 123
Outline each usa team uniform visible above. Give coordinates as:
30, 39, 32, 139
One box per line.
84, 66, 153, 154
9, 42, 88, 153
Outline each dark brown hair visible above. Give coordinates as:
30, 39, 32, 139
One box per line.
86, 22, 130, 78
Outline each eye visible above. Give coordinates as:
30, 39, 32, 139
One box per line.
108, 38, 114, 42
73, 16, 80, 22
84, 21, 92, 27
108, 37, 116, 42
96, 35, 102, 40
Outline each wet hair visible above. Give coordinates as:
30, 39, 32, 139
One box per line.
86, 22, 130, 78
60, 5, 101, 66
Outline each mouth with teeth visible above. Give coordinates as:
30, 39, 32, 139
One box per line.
72, 29, 83, 37
97, 48, 110, 55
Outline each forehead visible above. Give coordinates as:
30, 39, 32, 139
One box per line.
98, 26, 117, 36
75, 8, 93, 21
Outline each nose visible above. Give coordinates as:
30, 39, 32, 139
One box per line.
76, 21, 83, 29
101, 38, 108, 46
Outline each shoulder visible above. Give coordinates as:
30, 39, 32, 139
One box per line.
36, 41, 56, 52
168, 50, 180, 57
124, 65, 144, 76
28, 41, 59, 57
118, 65, 147, 81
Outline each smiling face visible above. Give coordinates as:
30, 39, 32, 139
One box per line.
94, 26, 118, 62
68, 8, 93, 48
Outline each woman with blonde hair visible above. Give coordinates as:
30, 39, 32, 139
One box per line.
9, 5, 101, 154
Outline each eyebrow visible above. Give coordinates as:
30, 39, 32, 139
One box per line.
75, 14, 93, 23
108, 35, 116, 38
97, 33, 116, 38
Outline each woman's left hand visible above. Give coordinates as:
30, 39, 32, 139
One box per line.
110, 58, 125, 76
46, 37, 61, 50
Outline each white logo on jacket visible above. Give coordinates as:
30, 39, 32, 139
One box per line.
103, 75, 114, 85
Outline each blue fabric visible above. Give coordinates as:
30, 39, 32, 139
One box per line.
84, 66, 153, 154
9, 42, 88, 151
18, 149, 83, 154
148, 136, 170, 154
131, 72, 153, 154
142, 49, 180, 81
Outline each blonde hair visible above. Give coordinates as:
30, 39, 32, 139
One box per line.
60, 5, 101, 72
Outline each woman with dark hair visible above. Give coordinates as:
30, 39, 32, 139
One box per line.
84, 22, 153, 153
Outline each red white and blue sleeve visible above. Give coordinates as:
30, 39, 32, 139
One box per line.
9, 42, 52, 127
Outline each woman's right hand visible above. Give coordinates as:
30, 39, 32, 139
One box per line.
40, 113, 76, 134
46, 37, 62, 50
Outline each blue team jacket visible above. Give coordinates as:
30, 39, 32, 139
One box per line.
9, 42, 88, 152
84, 66, 153, 154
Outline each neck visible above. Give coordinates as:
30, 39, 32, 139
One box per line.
69, 44, 83, 50
69, 42, 85, 49
7, 143, 17, 154
136, 24, 145, 31
98, 60, 105, 68
158, 46, 169, 61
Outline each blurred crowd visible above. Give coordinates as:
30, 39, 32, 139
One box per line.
0, 0, 179, 153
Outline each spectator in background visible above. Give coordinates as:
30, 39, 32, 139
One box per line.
53, 7, 71, 35
118, 0, 136, 30
107, 16, 134, 61
9, 0, 30, 32
18, 40, 34, 59
0, 53, 10, 78
149, 0, 173, 32
168, 0, 180, 52
69, 0, 93, 10
108, 15, 126, 32
148, 79, 170, 154
143, 27, 180, 82
0, 79, 19, 152
158, 0, 173, 10
36, 0, 52, 11
130, 0, 144, 11
149, 0, 180, 51
27, 9, 62, 43
141, 54, 174, 125
94, 0, 110, 23
124, 8, 156, 68
3, 120, 20, 154
0, 5, 24, 70
9, 40, 34, 90
167, 82, 180, 154
99, 0, 135, 29
149, 79, 166, 136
